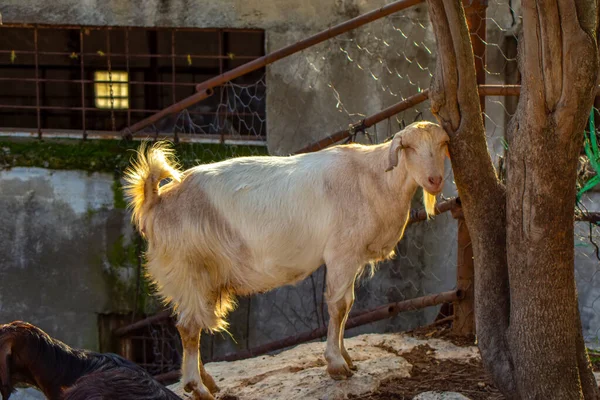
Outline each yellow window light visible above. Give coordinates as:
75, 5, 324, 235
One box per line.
94, 71, 129, 109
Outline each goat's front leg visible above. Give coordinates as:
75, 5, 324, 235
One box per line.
177, 323, 219, 400
339, 293, 356, 371
324, 266, 357, 380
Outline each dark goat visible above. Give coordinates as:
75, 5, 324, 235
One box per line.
0, 321, 180, 400
63, 367, 180, 400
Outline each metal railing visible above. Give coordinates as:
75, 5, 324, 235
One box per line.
0, 25, 266, 142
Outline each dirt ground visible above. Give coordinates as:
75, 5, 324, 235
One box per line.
190, 322, 600, 400
354, 322, 600, 400
349, 324, 503, 400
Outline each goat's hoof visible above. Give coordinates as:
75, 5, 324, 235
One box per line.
327, 363, 354, 380
201, 372, 220, 394
191, 392, 215, 400
183, 382, 215, 400
207, 382, 221, 394
184, 382, 196, 393
348, 363, 358, 371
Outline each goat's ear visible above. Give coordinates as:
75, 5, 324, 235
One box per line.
0, 343, 12, 400
385, 134, 404, 172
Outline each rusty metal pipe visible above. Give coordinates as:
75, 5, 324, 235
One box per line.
408, 197, 460, 224
122, 88, 213, 138
294, 90, 430, 154
124, 0, 424, 136
152, 290, 460, 382
113, 310, 172, 337
195, 0, 424, 93
478, 84, 521, 96
576, 212, 600, 223
293, 84, 531, 154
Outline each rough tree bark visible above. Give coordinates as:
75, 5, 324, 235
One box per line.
425, 0, 599, 398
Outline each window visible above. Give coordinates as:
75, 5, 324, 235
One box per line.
0, 26, 266, 140
94, 71, 129, 109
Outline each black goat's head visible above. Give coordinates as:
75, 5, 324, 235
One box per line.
0, 324, 15, 400
0, 321, 45, 400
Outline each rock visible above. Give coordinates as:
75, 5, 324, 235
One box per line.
10, 388, 46, 400
169, 333, 479, 400
413, 392, 471, 400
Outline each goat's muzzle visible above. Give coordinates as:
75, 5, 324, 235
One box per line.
0, 384, 12, 400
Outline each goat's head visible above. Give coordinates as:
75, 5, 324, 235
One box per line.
0, 324, 16, 400
386, 121, 450, 213
0, 321, 44, 400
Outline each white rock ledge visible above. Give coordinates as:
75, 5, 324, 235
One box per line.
168, 333, 480, 400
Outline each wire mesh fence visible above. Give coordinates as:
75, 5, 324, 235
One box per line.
265, 4, 436, 155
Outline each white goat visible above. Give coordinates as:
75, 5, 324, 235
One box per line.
124, 121, 449, 400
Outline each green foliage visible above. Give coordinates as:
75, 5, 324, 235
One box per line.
107, 234, 138, 268
103, 234, 142, 312
0, 138, 267, 173
578, 109, 600, 203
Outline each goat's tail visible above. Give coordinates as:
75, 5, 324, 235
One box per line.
123, 141, 181, 233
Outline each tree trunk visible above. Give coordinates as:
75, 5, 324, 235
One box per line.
426, 0, 599, 398
426, 0, 517, 397
506, 1, 599, 397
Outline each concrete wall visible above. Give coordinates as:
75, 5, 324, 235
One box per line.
0, 167, 138, 350
575, 192, 600, 345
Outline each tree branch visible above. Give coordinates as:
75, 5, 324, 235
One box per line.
538, 0, 563, 111
520, 0, 546, 119
426, 1, 517, 397
428, 2, 460, 133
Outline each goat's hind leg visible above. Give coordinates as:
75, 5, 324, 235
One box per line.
201, 364, 219, 394
177, 323, 218, 400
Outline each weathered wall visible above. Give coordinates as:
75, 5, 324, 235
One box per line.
0, 167, 139, 350
575, 193, 600, 345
